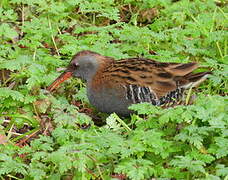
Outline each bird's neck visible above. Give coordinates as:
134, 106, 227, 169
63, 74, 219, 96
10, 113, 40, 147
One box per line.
87, 59, 114, 90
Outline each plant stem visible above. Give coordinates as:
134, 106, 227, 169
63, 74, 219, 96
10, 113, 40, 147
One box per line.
48, 17, 60, 56
113, 113, 131, 132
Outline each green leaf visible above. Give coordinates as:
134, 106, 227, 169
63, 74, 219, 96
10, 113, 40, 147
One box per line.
0, 88, 24, 101
115, 158, 154, 180
0, 23, 18, 40
170, 156, 206, 174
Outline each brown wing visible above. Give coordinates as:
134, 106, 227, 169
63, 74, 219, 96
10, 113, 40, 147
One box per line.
99, 58, 198, 98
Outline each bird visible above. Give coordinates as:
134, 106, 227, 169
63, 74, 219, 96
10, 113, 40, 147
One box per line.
47, 50, 211, 116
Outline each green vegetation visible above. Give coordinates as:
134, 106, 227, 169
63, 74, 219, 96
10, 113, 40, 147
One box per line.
0, 0, 227, 179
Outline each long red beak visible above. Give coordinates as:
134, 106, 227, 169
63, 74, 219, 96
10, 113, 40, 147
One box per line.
47, 71, 73, 92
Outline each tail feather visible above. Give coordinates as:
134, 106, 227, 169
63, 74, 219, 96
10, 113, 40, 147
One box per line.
165, 62, 198, 76
187, 71, 212, 82
183, 71, 212, 88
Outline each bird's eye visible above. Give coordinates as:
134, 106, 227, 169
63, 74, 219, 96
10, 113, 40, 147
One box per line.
73, 62, 79, 67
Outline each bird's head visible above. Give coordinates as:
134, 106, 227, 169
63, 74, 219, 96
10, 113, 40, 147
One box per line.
47, 50, 113, 91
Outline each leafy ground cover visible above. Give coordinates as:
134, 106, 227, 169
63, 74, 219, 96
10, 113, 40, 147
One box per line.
0, 0, 228, 179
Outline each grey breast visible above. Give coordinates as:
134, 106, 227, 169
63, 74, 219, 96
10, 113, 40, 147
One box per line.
87, 84, 133, 116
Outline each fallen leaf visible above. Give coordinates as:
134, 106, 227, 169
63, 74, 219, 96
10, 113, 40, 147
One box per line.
0, 133, 8, 145
34, 98, 51, 114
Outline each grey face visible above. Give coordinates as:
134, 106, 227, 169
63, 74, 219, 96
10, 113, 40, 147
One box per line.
70, 55, 99, 82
